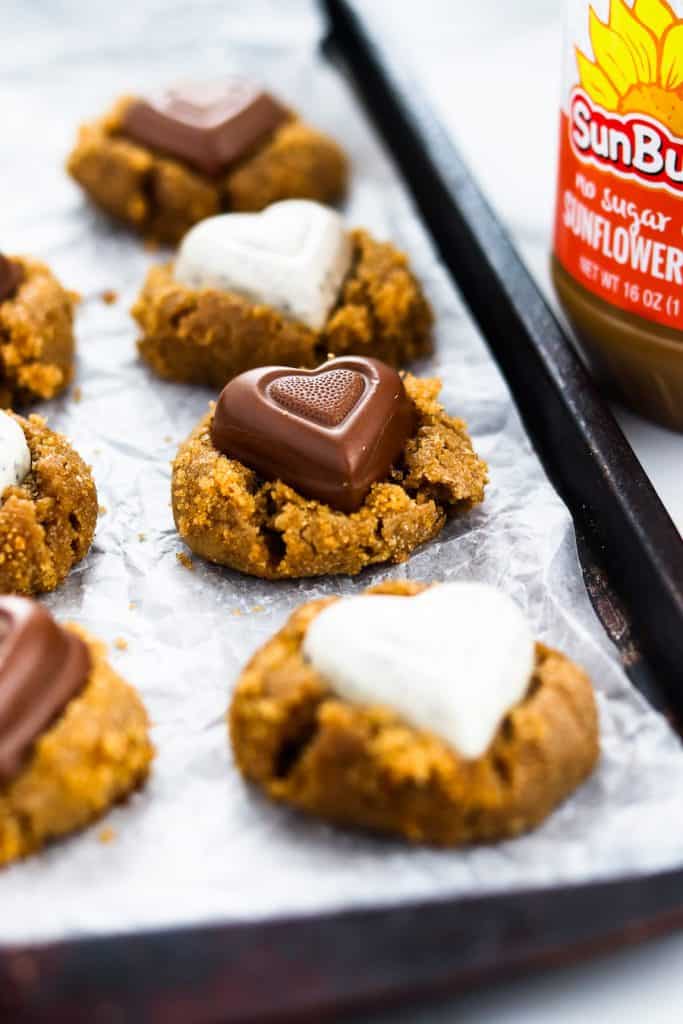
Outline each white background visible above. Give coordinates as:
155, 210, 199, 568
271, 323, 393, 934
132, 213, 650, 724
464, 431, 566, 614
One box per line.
358, 1, 683, 1020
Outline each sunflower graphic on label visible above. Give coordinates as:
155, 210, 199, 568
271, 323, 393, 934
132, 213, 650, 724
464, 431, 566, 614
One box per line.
554, 0, 683, 329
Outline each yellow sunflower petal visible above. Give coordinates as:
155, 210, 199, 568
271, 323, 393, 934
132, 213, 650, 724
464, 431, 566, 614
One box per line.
611, 0, 658, 82
633, 0, 676, 40
590, 6, 639, 95
576, 47, 621, 109
660, 23, 683, 89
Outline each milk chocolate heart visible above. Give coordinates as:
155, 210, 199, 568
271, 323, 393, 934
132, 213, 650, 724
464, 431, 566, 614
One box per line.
0, 597, 91, 783
122, 79, 288, 176
0, 253, 23, 304
173, 199, 352, 330
303, 583, 536, 759
210, 356, 417, 512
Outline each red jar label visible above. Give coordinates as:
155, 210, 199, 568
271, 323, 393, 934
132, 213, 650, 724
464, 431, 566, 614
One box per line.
554, 0, 683, 330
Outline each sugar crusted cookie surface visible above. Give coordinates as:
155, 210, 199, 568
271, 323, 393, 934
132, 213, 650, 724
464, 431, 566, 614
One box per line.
171, 375, 487, 579
229, 581, 600, 845
0, 258, 77, 407
0, 413, 97, 594
0, 627, 153, 867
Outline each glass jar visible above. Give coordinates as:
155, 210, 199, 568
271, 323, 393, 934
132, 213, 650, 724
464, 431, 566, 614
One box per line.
552, 0, 683, 430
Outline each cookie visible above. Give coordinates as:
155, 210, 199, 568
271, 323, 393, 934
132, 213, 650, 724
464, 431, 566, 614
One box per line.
0, 412, 97, 594
0, 254, 78, 407
0, 597, 153, 866
133, 203, 433, 387
66, 81, 348, 244
230, 581, 600, 845
172, 362, 487, 579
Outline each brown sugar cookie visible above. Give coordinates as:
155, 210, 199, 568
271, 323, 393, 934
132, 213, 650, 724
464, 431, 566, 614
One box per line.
172, 362, 487, 579
132, 205, 433, 388
66, 82, 348, 244
0, 254, 78, 407
0, 412, 97, 594
229, 581, 600, 846
0, 597, 153, 867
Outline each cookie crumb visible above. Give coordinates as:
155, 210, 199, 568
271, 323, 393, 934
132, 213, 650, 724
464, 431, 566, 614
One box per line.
231, 608, 243, 617
114, 637, 128, 651
101, 289, 118, 305
138, 532, 146, 542
98, 505, 107, 516
163, 435, 173, 444
72, 385, 83, 402
251, 605, 265, 614
176, 551, 193, 570
98, 826, 116, 844
129, 601, 137, 610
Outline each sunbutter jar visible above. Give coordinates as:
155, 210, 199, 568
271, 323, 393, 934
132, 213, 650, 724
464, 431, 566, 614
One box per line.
552, 0, 683, 431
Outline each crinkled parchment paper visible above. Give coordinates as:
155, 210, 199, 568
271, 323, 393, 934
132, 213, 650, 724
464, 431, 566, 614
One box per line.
1, 0, 683, 945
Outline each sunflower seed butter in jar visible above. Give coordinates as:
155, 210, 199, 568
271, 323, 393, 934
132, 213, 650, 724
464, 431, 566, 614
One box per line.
552, 0, 683, 430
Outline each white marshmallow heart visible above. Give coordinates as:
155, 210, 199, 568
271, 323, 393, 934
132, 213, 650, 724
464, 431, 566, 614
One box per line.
174, 200, 352, 331
0, 412, 30, 499
302, 582, 536, 759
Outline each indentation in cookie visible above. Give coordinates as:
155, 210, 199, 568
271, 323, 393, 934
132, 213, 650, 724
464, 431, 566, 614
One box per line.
268, 368, 364, 427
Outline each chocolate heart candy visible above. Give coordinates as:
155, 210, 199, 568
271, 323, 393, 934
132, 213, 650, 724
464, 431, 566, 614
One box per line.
0, 597, 91, 784
0, 253, 23, 304
210, 357, 417, 512
121, 79, 288, 176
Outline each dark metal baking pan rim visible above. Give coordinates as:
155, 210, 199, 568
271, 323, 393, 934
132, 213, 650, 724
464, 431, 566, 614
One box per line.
2, 865, 683, 1022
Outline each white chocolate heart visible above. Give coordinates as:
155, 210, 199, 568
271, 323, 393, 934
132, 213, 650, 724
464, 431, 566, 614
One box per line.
0, 412, 30, 499
174, 200, 352, 331
302, 583, 536, 759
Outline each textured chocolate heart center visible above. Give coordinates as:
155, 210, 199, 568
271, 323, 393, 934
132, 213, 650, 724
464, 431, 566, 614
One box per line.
268, 369, 365, 427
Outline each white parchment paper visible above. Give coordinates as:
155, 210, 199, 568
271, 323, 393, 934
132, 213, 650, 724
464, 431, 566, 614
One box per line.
2, 0, 683, 945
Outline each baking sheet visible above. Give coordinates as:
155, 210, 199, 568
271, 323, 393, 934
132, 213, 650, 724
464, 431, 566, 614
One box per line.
2, 0, 683, 945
